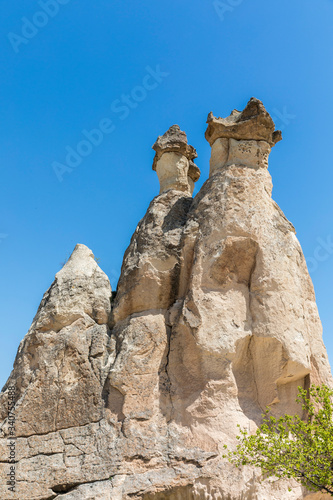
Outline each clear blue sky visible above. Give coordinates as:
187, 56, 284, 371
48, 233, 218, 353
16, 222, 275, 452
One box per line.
0, 0, 333, 389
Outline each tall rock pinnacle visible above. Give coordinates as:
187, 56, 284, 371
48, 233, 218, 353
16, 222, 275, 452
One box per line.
0, 99, 331, 499
152, 125, 200, 194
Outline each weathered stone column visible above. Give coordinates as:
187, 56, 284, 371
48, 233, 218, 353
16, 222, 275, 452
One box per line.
152, 125, 200, 195
167, 98, 332, 442
106, 126, 202, 478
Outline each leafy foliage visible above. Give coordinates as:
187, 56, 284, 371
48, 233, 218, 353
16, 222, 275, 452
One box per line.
224, 385, 333, 495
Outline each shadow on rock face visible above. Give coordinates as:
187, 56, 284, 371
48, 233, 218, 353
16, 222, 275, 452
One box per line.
232, 334, 310, 426
161, 196, 193, 233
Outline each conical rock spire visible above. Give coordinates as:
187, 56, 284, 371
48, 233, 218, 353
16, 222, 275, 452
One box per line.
30, 243, 112, 332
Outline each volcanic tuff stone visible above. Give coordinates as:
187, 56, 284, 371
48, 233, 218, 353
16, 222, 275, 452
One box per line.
152, 124, 198, 166
0, 98, 332, 500
152, 125, 200, 195
205, 97, 282, 146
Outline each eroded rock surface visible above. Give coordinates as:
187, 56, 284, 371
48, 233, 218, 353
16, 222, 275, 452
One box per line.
0, 98, 332, 499
152, 125, 200, 195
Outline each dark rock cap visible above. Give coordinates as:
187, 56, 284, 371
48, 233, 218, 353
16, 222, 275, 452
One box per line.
152, 125, 198, 171
205, 97, 282, 147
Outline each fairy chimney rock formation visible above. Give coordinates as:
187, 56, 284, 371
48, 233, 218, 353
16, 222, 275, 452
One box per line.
152, 124, 200, 194
0, 98, 332, 500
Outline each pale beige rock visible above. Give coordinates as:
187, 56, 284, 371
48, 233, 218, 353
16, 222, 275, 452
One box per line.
210, 138, 271, 176
111, 189, 193, 324
0, 245, 115, 499
227, 138, 271, 169
31, 243, 111, 332
209, 137, 229, 175
155, 152, 191, 194
152, 125, 200, 194
152, 124, 197, 167
0, 99, 332, 500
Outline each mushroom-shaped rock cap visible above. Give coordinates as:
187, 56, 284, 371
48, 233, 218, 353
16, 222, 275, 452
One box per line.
205, 97, 282, 147
152, 125, 198, 175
